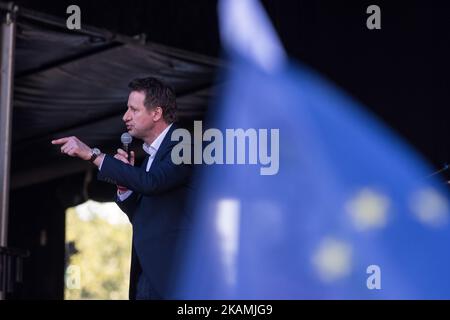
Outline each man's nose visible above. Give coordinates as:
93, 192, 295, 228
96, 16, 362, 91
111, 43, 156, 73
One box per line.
123, 110, 130, 122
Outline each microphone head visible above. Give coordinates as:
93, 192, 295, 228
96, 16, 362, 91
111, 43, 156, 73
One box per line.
121, 132, 133, 145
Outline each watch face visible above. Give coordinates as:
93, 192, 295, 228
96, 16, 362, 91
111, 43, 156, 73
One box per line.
92, 148, 100, 155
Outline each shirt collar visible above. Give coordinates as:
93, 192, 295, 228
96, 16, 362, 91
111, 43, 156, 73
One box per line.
142, 123, 173, 157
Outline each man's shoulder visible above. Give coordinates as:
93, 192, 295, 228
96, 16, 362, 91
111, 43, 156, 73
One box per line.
160, 123, 186, 150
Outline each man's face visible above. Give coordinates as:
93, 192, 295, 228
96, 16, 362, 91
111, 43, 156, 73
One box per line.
123, 91, 155, 139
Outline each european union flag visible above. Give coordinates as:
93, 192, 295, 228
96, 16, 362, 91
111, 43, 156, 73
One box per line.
174, 0, 450, 299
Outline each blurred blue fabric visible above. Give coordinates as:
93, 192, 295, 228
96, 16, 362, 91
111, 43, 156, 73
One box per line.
174, 0, 450, 299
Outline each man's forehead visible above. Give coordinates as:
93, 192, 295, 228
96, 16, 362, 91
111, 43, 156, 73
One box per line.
127, 90, 146, 106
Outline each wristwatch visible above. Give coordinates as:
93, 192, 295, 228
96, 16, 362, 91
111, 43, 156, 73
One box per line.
90, 147, 101, 162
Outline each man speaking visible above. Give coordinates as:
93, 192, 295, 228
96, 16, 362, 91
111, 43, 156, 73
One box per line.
52, 77, 193, 300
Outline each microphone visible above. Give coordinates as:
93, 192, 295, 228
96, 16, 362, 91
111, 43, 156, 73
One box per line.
120, 132, 133, 160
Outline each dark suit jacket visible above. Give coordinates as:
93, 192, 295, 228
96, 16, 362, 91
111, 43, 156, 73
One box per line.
97, 124, 193, 299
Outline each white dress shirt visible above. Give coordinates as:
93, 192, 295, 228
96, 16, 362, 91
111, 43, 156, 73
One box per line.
115, 123, 173, 201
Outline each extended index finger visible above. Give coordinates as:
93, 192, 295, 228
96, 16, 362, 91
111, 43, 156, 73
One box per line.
51, 137, 70, 145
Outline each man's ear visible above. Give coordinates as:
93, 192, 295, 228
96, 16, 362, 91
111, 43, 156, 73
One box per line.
153, 106, 163, 121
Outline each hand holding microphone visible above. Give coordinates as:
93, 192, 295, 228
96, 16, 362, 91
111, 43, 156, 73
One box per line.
115, 132, 134, 193
114, 148, 135, 165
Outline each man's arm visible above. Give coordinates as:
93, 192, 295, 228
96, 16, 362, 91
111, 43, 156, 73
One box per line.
51, 135, 142, 204
51, 135, 190, 197
94, 148, 141, 218
98, 149, 191, 196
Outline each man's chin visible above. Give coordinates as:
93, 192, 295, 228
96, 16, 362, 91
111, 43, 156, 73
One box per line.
128, 130, 140, 139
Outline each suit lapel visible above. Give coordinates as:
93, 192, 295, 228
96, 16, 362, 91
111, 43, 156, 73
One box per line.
130, 125, 177, 204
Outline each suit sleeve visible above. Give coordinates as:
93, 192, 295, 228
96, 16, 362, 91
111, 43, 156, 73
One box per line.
97, 148, 191, 196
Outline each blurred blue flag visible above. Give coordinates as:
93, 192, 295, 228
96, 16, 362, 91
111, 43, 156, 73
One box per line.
174, 0, 450, 299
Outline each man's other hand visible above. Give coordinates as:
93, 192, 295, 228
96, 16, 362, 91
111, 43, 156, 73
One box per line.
114, 148, 135, 166
114, 149, 135, 193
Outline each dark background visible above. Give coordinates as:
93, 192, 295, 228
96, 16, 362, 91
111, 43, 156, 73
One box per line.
5, 0, 450, 299
11, 0, 450, 170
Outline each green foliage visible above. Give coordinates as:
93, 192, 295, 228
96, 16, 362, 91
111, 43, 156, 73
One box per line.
65, 204, 132, 300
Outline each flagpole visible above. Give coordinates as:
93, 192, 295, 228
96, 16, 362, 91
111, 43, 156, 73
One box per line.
0, 2, 18, 301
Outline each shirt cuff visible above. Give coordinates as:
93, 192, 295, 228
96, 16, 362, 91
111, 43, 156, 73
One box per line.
98, 154, 105, 171
117, 190, 133, 201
